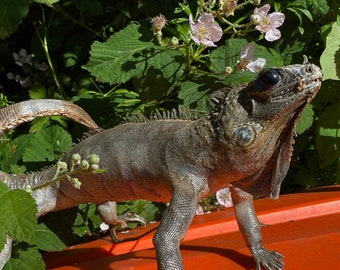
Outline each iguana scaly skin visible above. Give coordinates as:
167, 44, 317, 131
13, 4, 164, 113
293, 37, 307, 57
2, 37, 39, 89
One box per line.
0, 99, 99, 135
1, 61, 322, 270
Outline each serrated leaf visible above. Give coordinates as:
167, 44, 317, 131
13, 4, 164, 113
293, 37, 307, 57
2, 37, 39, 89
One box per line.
320, 22, 340, 80
0, 0, 30, 39
0, 182, 37, 242
29, 223, 65, 251
23, 126, 72, 162
84, 23, 155, 84
295, 104, 314, 134
3, 244, 44, 270
84, 23, 185, 86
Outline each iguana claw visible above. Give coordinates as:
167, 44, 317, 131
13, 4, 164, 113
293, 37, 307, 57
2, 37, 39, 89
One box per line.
254, 248, 284, 270
97, 201, 146, 242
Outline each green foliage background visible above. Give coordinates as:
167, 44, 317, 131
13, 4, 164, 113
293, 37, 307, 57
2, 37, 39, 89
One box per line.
0, 0, 339, 268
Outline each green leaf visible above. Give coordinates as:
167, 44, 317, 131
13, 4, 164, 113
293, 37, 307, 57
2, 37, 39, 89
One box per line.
28, 84, 47, 100
0, 182, 37, 242
23, 126, 72, 162
84, 23, 154, 84
295, 104, 314, 134
0, 228, 8, 251
178, 74, 226, 111
29, 223, 66, 251
72, 204, 102, 237
316, 102, 340, 167
33, 0, 59, 6
320, 21, 340, 81
84, 23, 185, 86
0, 0, 30, 39
4, 244, 45, 270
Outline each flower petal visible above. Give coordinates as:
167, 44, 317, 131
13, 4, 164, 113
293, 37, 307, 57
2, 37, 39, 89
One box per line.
197, 12, 215, 26
265, 28, 281, 41
247, 58, 266, 72
240, 43, 255, 59
201, 40, 217, 47
254, 4, 270, 16
210, 25, 223, 42
269, 12, 285, 28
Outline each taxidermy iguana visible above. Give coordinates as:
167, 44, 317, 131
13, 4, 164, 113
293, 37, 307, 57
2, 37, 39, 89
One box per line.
0, 60, 322, 270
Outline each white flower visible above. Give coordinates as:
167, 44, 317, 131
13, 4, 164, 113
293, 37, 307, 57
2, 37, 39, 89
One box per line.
251, 4, 285, 41
12, 48, 32, 66
189, 12, 223, 47
216, 187, 233, 207
237, 43, 266, 72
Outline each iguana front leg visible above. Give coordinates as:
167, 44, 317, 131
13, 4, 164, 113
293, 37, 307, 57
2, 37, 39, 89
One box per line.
230, 186, 284, 270
153, 183, 202, 270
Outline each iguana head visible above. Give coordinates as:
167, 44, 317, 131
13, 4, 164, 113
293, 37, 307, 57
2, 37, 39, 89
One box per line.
210, 59, 322, 198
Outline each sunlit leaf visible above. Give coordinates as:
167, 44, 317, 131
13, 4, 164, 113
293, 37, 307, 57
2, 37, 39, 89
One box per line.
0, 182, 37, 242
295, 104, 314, 134
320, 22, 340, 80
316, 102, 340, 166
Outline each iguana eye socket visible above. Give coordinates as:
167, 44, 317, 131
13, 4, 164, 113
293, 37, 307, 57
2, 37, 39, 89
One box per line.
232, 125, 255, 146
254, 70, 280, 91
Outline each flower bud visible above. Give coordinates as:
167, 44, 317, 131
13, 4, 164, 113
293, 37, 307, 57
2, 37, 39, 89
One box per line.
170, 37, 179, 46
72, 153, 81, 165
81, 160, 89, 170
88, 154, 100, 165
250, 14, 261, 25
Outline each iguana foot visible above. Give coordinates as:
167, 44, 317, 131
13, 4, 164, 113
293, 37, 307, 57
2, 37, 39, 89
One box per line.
97, 201, 146, 242
109, 211, 146, 243
253, 248, 284, 270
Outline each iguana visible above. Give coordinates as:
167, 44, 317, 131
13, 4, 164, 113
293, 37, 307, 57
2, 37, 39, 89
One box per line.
0, 60, 322, 270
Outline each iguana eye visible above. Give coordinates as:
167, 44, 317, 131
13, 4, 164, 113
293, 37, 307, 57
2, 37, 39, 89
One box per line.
255, 70, 280, 91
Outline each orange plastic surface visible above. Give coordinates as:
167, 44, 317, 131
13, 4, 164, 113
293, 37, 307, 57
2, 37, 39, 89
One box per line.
44, 187, 340, 269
